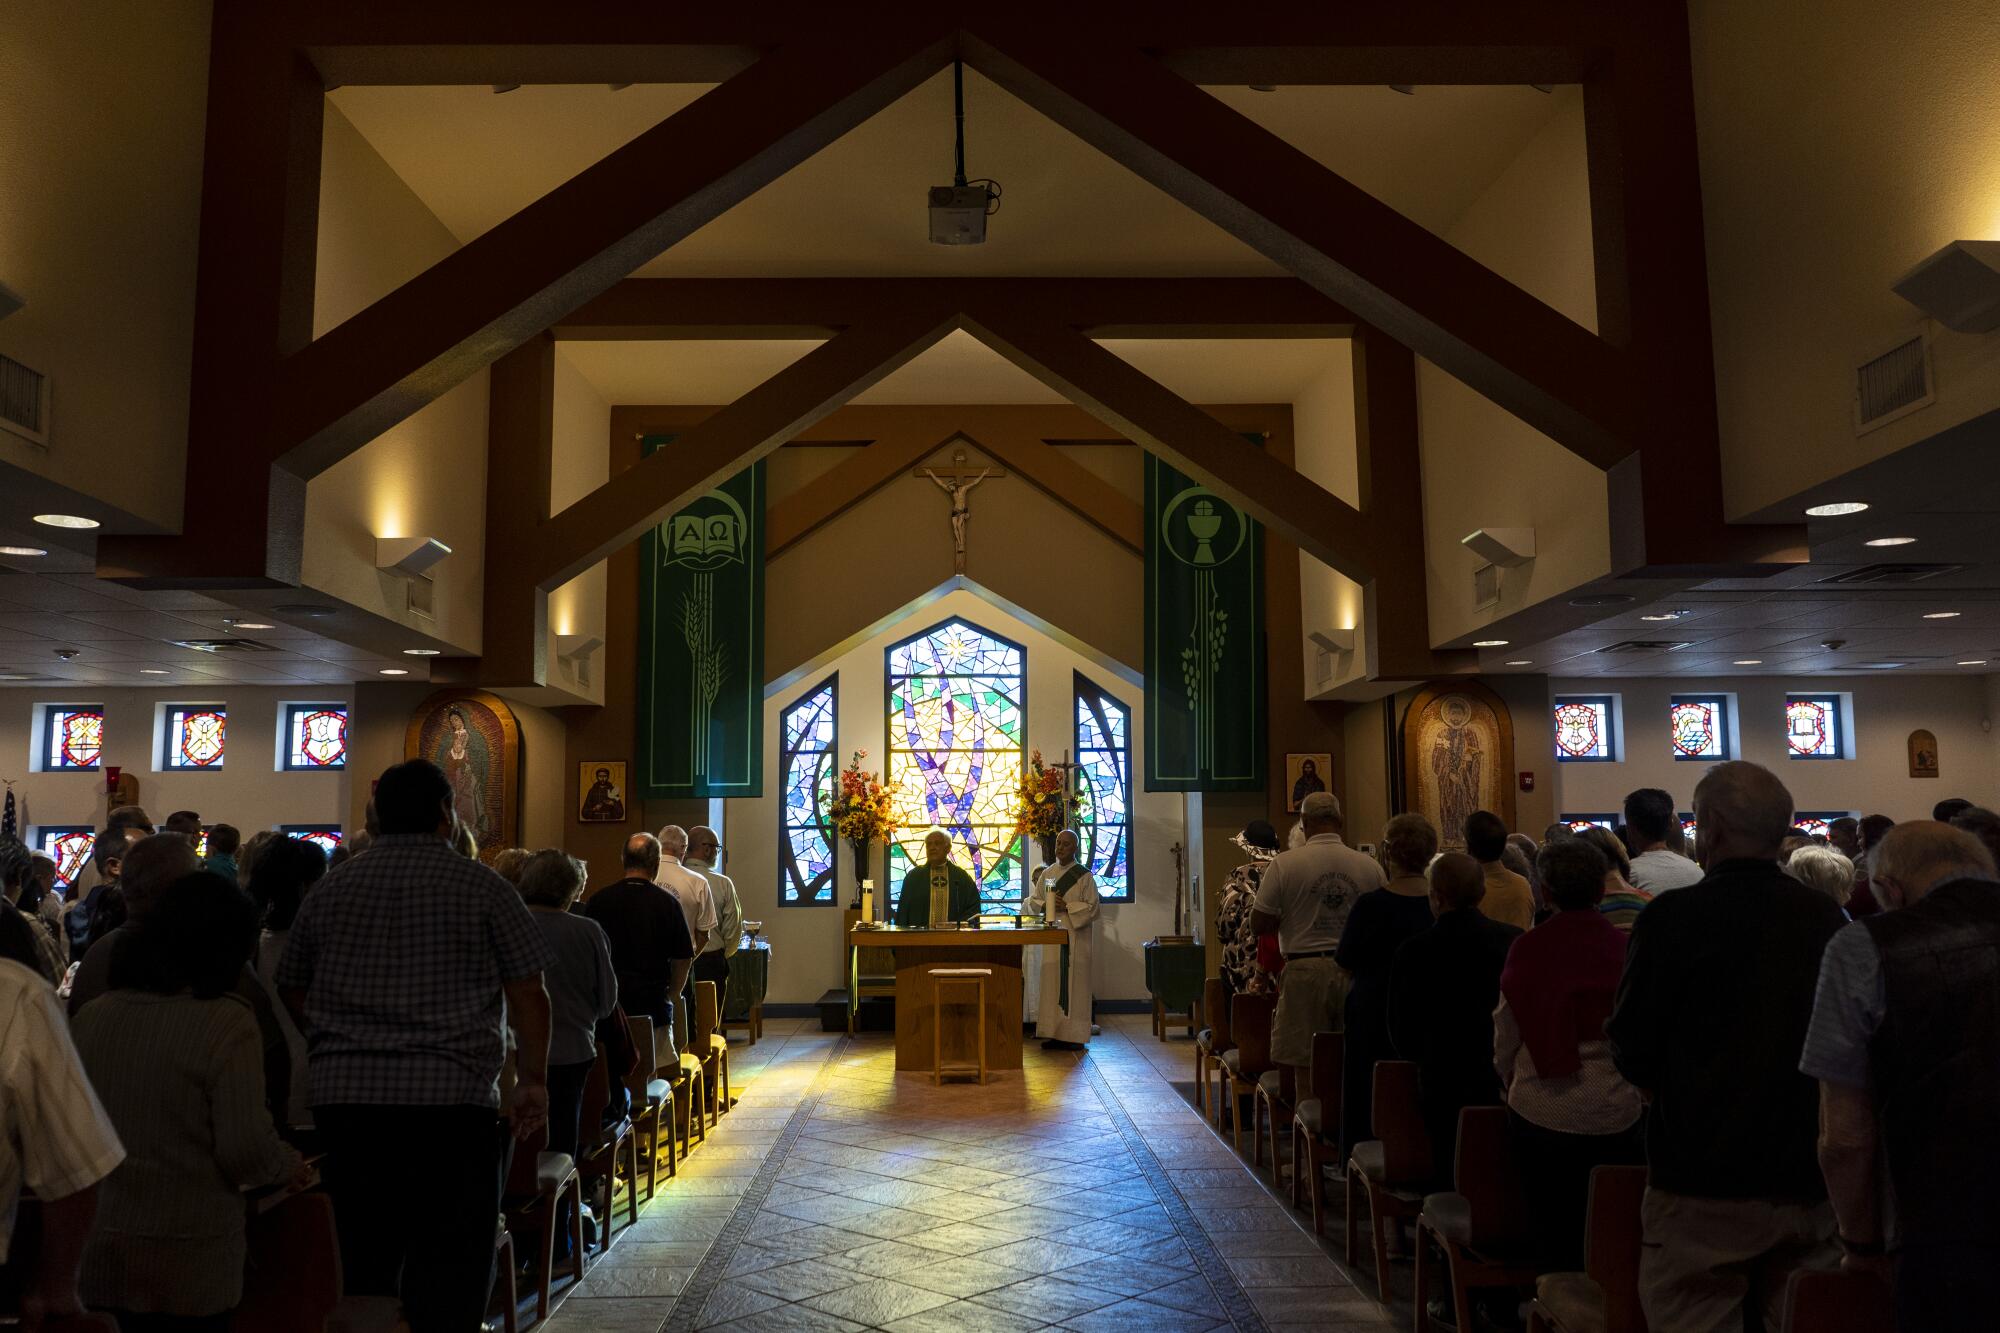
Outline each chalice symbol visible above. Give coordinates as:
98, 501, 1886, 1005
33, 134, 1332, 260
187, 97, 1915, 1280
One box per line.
1186, 499, 1222, 566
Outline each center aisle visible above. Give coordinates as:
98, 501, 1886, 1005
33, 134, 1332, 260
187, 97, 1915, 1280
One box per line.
543, 1017, 1388, 1332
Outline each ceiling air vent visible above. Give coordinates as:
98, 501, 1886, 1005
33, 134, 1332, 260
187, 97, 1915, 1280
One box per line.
0, 352, 48, 447
172, 638, 280, 654
1596, 640, 1694, 654
1817, 563, 1966, 585
1853, 331, 1933, 435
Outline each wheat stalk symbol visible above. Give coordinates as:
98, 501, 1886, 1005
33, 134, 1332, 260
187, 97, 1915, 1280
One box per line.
682, 572, 727, 780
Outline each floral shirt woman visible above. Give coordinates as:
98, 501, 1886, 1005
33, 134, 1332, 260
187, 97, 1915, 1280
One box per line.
1217, 820, 1282, 995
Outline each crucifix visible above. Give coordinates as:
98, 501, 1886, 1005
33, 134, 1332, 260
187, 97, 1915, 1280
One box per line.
914, 448, 1006, 575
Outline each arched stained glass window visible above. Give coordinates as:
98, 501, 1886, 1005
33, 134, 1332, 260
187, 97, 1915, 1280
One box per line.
779, 676, 838, 906
886, 618, 1025, 911
1074, 674, 1132, 903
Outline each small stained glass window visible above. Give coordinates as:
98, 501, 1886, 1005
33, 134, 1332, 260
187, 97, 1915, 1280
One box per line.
779, 677, 838, 906
284, 703, 349, 770
1562, 814, 1618, 833
280, 826, 342, 857
1669, 695, 1730, 761
163, 706, 226, 770
42, 705, 104, 771
1792, 812, 1853, 840
1786, 695, 1843, 759
36, 826, 94, 888
1553, 696, 1616, 762
1075, 673, 1133, 904
1680, 812, 1698, 846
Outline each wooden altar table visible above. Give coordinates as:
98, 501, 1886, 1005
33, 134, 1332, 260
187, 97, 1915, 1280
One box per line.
846, 923, 1068, 1073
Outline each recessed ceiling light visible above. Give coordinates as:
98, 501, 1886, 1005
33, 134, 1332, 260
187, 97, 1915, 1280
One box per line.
0, 674, 30, 682
1504, 660, 1532, 666
1472, 639, 1509, 648
1922, 611, 1961, 619
1804, 501, 1869, 517
402, 648, 442, 657
377, 667, 410, 676
1862, 662, 1905, 669
1734, 659, 1763, 665
0, 546, 47, 557
273, 604, 337, 619
1957, 660, 1988, 666
139, 668, 169, 675
1864, 536, 1918, 547
32, 513, 99, 530
1568, 594, 1635, 607
1640, 610, 1691, 621
225, 621, 275, 631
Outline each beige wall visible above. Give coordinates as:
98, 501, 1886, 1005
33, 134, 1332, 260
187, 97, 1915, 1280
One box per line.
1292, 353, 1372, 693
544, 349, 611, 703
0, 1, 210, 530
306, 107, 489, 652
1552, 674, 2000, 823
0, 685, 350, 840
1417, 90, 1608, 646
723, 587, 1182, 1006
1692, 0, 2000, 519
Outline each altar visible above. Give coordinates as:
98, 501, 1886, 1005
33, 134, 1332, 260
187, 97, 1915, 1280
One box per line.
846, 923, 1068, 1074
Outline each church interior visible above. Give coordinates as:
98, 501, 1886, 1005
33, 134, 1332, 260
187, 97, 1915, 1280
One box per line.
2, 3, 1998, 1331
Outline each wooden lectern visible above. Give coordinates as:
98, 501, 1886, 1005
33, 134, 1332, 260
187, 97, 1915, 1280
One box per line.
846, 924, 1067, 1073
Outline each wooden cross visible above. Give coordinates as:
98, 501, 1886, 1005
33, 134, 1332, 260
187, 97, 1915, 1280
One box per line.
913, 448, 1007, 575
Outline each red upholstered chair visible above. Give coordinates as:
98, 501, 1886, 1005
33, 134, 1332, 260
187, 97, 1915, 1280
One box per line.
1527, 1164, 1649, 1333
1779, 1268, 1897, 1333
1415, 1106, 1540, 1333
1289, 1030, 1344, 1234
1344, 1059, 1434, 1301
236, 1190, 341, 1333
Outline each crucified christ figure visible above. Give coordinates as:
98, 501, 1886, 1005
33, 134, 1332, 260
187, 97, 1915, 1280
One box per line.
925, 466, 992, 574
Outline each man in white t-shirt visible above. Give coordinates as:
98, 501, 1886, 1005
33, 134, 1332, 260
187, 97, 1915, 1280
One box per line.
1625, 787, 1704, 893
1252, 791, 1387, 1070
656, 825, 719, 1051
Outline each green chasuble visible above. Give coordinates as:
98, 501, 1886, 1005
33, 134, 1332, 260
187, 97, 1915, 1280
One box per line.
894, 861, 980, 927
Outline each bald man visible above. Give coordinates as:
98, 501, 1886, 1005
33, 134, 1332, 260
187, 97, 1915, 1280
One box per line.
584, 833, 694, 1067
1385, 852, 1519, 1183
1607, 761, 1847, 1333
1802, 822, 1999, 1331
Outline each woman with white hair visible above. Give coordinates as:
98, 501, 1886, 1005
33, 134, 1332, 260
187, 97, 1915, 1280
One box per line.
1785, 844, 1856, 913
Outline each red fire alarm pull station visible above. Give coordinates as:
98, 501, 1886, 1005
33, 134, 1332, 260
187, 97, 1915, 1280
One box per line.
1519, 771, 1536, 793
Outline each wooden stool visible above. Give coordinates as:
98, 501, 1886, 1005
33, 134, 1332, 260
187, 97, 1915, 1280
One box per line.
930, 967, 992, 1085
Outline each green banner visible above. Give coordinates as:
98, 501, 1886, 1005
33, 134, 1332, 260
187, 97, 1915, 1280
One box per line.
637, 442, 764, 798
1145, 451, 1264, 792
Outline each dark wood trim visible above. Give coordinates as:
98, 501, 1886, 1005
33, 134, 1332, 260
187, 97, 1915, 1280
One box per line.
479, 335, 557, 685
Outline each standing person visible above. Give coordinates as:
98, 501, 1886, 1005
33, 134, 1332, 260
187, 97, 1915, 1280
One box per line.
685, 826, 742, 1002
1606, 761, 1846, 1333
246, 836, 328, 1134
585, 833, 695, 1070
1577, 826, 1653, 930
67, 836, 204, 1016
1252, 791, 1386, 1075
1465, 810, 1534, 930
1387, 853, 1520, 1182
1335, 813, 1438, 1152
1624, 788, 1705, 894
1027, 829, 1098, 1051
654, 826, 717, 1054
22, 851, 65, 970
1802, 822, 2000, 1333
67, 828, 142, 961
73, 872, 306, 1330
1215, 821, 1281, 996
1848, 814, 1897, 919
0, 843, 64, 985
893, 830, 980, 927
275, 760, 553, 1333
1494, 839, 1644, 1271
162, 811, 203, 841
200, 823, 240, 884
66, 806, 154, 908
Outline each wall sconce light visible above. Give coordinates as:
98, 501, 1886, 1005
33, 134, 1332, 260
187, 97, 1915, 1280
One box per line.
375, 536, 452, 578
1893, 240, 2000, 332
1308, 628, 1356, 654
1461, 527, 1537, 567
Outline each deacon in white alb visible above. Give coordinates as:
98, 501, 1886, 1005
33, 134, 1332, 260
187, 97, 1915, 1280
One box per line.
1027, 828, 1098, 1051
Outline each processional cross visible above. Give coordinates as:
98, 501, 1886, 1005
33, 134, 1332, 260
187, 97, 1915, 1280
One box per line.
914, 448, 1006, 575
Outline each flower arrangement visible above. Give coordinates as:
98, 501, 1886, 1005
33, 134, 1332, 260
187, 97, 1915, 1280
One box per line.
1012, 749, 1070, 844
829, 750, 897, 848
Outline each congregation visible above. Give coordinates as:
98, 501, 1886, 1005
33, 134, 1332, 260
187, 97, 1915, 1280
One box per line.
1208, 761, 1997, 1332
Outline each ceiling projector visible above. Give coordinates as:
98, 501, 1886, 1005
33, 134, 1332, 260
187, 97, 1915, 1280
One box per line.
929, 184, 996, 246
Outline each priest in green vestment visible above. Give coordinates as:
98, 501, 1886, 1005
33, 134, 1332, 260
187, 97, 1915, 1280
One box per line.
895, 829, 981, 926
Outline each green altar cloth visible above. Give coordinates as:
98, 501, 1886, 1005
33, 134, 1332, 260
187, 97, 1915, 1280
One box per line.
724, 938, 769, 1021
1144, 939, 1205, 1016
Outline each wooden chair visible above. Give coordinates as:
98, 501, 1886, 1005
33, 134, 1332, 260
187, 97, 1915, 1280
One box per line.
502, 1118, 585, 1321
663, 999, 709, 1149
1252, 1064, 1295, 1184
1344, 1059, 1434, 1302
1779, 1268, 1896, 1333
1192, 977, 1231, 1120
578, 1045, 641, 1253
491, 1213, 518, 1333
237, 1190, 342, 1333
930, 967, 992, 1084
1415, 1106, 1542, 1333
1527, 1165, 1649, 1333
1216, 991, 1276, 1149
625, 1014, 675, 1195
694, 979, 733, 1116
1290, 1030, 1344, 1234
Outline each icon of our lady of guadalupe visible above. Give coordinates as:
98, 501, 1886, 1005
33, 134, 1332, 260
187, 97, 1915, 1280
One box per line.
434, 706, 491, 842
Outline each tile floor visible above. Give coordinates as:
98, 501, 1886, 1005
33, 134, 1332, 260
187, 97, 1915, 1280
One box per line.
540, 1015, 1391, 1332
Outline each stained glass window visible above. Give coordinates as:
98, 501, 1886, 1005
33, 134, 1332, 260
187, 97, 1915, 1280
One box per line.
1553, 696, 1616, 762
1074, 674, 1132, 904
1562, 814, 1618, 833
162, 706, 226, 770
779, 676, 838, 906
1680, 813, 1698, 846
280, 826, 342, 856
885, 618, 1026, 912
283, 703, 349, 770
1786, 695, 1843, 759
1668, 695, 1730, 761
36, 826, 94, 888
41, 705, 103, 771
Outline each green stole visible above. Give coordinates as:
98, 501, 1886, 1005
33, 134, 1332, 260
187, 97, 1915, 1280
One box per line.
1049, 862, 1086, 1009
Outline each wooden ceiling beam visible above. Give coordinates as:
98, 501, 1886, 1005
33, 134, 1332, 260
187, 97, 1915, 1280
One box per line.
552, 277, 1356, 340
959, 301, 1374, 581
272, 25, 952, 481
962, 23, 1635, 472
964, 423, 1145, 555
764, 423, 954, 559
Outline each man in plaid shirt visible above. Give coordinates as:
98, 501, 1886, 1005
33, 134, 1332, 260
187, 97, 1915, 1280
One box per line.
279, 759, 552, 1332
